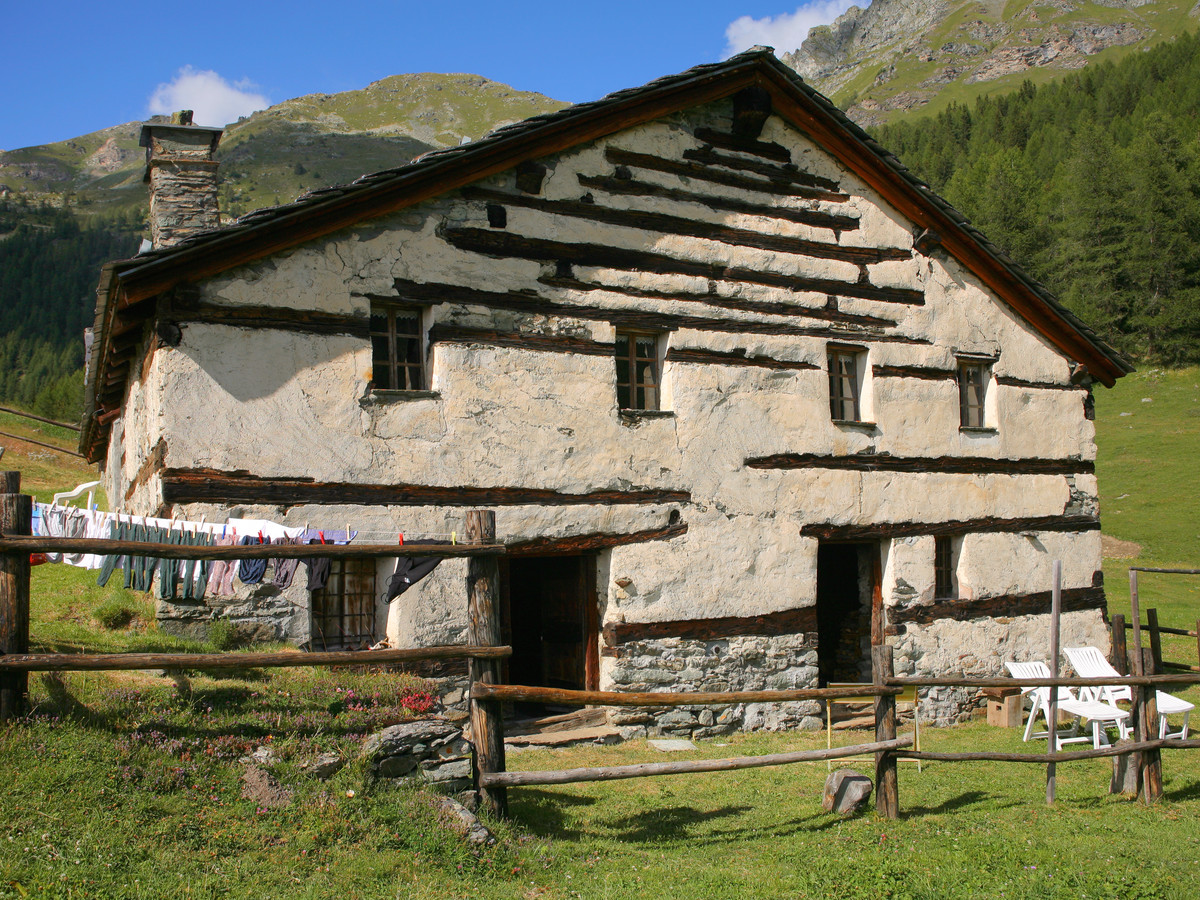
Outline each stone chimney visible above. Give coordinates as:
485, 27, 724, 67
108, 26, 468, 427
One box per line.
139, 110, 223, 249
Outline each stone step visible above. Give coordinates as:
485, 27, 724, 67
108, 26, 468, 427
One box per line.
505, 725, 622, 749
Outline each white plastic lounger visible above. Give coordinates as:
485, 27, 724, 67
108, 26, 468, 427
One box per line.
1063, 646, 1193, 740
1005, 660, 1130, 750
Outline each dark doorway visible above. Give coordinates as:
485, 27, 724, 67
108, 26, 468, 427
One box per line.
500, 555, 598, 696
816, 542, 876, 685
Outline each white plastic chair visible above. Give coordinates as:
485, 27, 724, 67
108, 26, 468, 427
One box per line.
1063, 646, 1192, 740
1005, 660, 1129, 749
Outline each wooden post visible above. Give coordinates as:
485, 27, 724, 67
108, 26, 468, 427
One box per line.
466, 509, 507, 816
1195, 618, 1199, 670
1111, 613, 1128, 676
872, 644, 898, 819
0, 471, 32, 720
1139, 647, 1163, 804
1146, 608, 1163, 674
1130, 569, 1143, 676
1045, 560, 1062, 804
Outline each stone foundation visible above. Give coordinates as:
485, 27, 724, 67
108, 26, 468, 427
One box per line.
604, 632, 824, 738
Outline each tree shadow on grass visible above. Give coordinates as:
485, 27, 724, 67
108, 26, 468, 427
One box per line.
1163, 778, 1200, 803
899, 790, 1008, 815
508, 787, 597, 837
602, 803, 753, 843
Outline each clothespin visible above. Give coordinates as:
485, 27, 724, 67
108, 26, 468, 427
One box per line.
451, 530, 457, 546
258, 530, 264, 544
398, 533, 404, 546
346, 523, 351, 543
319, 530, 326, 545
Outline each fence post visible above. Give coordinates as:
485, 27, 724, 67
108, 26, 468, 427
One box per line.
1111, 613, 1127, 675
1146, 609, 1163, 674
0, 471, 32, 721
466, 509, 507, 817
872, 644, 898, 819
1139, 647, 1163, 804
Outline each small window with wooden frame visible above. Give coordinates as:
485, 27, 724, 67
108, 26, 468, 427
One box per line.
615, 331, 664, 411
957, 357, 993, 431
311, 557, 377, 651
370, 303, 428, 392
934, 535, 959, 599
828, 345, 867, 423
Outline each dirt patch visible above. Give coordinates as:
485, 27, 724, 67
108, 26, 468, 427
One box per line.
1102, 534, 1142, 559
241, 766, 293, 808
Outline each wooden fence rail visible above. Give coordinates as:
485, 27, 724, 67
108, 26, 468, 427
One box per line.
472, 682, 903, 707
481, 736, 914, 787
0, 645, 511, 673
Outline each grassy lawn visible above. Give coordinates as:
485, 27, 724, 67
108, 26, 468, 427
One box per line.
0, 372, 1195, 899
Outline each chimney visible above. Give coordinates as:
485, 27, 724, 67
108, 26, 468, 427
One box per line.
139, 110, 223, 249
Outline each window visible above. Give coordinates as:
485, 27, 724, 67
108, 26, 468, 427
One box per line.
311, 557, 377, 650
958, 359, 991, 429
934, 536, 958, 599
615, 331, 662, 411
828, 347, 864, 422
370, 304, 426, 391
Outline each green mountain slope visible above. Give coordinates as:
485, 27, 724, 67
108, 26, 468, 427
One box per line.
0, 72, 566, 219
783, 0, 1200, 125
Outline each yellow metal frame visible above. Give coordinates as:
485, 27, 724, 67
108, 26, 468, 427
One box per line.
825, 683, 922, 772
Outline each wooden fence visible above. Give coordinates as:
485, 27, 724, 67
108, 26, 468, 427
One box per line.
3, 469, 1200, 822
1110, 568, 1200, 674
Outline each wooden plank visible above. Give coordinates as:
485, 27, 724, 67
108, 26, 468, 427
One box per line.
995, 375, 1086, 392
506, 522, 687, 556
745, 453, 1095, 476
480, 736, 913, 787
692, 127, 791, 162
173, 302, 370, 338
887, 584, 1107, 631
872, 364, 956, 382
158, 468, 691, 509
873, 645, 899, 818
666, 347, 818, 371
390, 278, 926, 344
577, 173, 860, 232
602, 606, 817, 650
0, 472, 31, 719
1147, 608, 1164, 673
682, 146, 842, 192
605, 147, 850, 203
1140, 646, 1163, 803
539, 273, 899, 328
0, 535, 505, 560
1111, 613, 1128, 675
461, 187, 906, 265
466, 510, 507, 816
441, 227, 926, 307
473, 682, 901, 707
0, 644, 511, 672
801, 514, 1101, 543
428, 324, 615, 357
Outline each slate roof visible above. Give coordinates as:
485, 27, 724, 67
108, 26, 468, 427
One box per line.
82, 47, 1132, 459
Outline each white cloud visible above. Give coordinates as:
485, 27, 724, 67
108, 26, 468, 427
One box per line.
148, 67, 269, 127
724, 2, 863, 58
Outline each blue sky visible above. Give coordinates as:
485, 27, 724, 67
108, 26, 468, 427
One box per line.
1, 0, 865, 151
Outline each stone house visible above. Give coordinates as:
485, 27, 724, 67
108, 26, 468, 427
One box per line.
80, 49, 1131, 731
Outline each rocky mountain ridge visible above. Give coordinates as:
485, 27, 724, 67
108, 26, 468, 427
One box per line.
782, 0, 1200, 124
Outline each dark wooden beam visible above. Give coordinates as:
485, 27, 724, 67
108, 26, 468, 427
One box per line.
506, 522, 687, 556
440, 227, 926, 306
577, 174, 860, 233
160, 468, 690, 509
392, 278, 929, 344
124, 437, 168, 502
428, 324, 615, 357
872, 364, 956, 381
460, 187, 908, 265
174, 302, 370, 338
799, 514, 1101, 542
606, 147, 849, 203
538, 274, 898, 328
666, 347, 818, 371
682, 146, 841, 192
693, 127, 790, 162
996, 375, 1086, 392
602, 605, 817, 652
746, 453, 1095, 476
886, 584, 1106, 630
